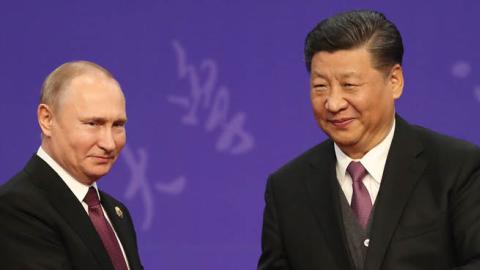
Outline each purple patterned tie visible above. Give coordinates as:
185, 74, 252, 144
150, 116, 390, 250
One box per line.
84, 187, 128, 270
347, 161, 372, 230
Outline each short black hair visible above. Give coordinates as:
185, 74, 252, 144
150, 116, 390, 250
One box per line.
304, 10, 403, 73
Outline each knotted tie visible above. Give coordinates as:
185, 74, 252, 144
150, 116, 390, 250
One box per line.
83, 187, 128, 270
347, 161, 372, 230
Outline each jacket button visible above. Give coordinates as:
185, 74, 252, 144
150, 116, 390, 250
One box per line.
364, 239, 370, 247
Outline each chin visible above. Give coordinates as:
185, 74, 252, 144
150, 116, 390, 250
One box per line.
86, 168, 111, 180
328, 133, 358, 147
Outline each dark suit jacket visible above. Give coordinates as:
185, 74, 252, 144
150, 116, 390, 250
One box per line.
258, 116, 480, 270
0, 155, 144, 270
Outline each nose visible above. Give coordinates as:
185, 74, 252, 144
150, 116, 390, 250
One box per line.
98, 127, 116, 153
325, 87, 348, 113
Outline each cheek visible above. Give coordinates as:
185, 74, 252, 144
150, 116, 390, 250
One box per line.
114, 133, 127, 149
311, 96, 326, 116
71, 132, 99, 154
347, 92, 372, 112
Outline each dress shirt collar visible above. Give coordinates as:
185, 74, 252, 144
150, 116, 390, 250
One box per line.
37, 146, 99, 203
334, 119, 396, 185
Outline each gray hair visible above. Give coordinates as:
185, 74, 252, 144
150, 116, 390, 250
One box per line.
40, 60, 117, 109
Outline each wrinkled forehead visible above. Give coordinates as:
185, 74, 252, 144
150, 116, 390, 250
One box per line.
64, 73, 122, 97
56, 73, 124, 110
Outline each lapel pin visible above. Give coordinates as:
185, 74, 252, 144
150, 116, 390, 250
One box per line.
115, 206, 124, 219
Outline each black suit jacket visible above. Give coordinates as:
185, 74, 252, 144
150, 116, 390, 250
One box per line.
0, 155, 144, 270
258, 116, 480, 270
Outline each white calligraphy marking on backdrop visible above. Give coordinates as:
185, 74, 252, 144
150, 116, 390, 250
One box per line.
167, 40, 255, 154
451, 60, 471, 79
123, 41, 256, 231
123, 145, 186, 231
451, 60, 480, 102
474, 85, 480, 102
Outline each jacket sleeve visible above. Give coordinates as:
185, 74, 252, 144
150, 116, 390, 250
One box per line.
0, 191, 74, 270
451, 148, 480, 269
257, 175, 291, 270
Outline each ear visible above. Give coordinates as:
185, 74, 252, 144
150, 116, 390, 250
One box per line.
37, 104, 54, 137
388, 64, 404, 100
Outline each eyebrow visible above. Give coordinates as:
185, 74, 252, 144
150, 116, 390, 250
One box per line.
115, 118, 128, 125
311, 71, 360, 79
311, 70, 326, 78
338, 72, 360, 79
82, 117, 127, 123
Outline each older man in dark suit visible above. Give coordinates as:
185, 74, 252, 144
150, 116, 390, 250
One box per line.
258, 10, 480, 270
0, 61, 143, 270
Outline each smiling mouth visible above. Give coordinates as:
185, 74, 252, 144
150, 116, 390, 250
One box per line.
91, 156, 114, 161
328, 118, 354, 128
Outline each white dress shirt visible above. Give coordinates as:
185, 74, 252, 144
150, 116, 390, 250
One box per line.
37, 147, 130, 269
334, 120, 395, 205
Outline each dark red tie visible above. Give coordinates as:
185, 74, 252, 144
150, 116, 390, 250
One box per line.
84, 187, 128, 270
347, 161, 372, 230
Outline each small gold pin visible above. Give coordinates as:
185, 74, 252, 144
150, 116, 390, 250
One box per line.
115, 206, 124, 219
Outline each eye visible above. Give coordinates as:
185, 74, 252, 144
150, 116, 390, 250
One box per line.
83, 119, 104, 127
113, 121, 126, 128
313, 84, 328, 91
343, 83, 358, 89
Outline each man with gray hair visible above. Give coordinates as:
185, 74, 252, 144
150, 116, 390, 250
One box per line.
0, 61, 143, 270
258, 10, 480, 270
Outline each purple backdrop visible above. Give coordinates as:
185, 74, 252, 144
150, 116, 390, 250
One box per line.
1, 1, 479, 269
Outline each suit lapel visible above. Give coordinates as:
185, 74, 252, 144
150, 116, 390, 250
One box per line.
25, 156, 115, 270
101, 193, 140, 270
304, 141, 353, 270
364, 116, 426, 270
